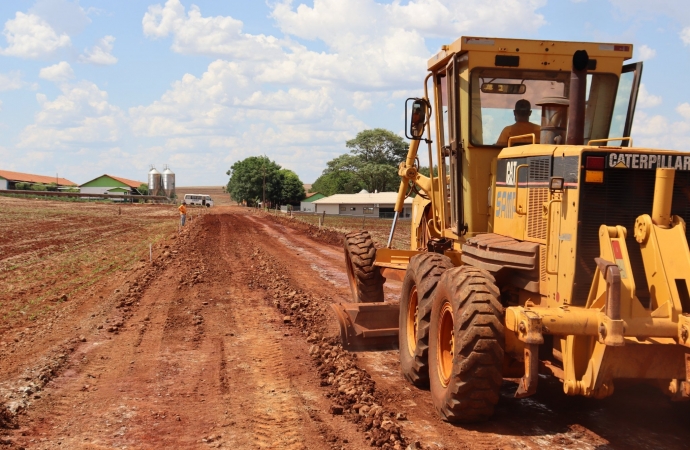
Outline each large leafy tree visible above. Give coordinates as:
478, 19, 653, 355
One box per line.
311, 170, 364, 196
345, 128, 407, 165
278, 169, 306, 204
313, 129, 408, 194
226, 156, 284, 206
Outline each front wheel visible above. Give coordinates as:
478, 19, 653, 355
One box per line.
429, 266, 505, 423
343, 231, 384, 303
399, 253, 454, 387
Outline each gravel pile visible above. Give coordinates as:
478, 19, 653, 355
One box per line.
249, 247, 410, 450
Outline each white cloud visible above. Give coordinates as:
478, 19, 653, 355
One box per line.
632, 105, 690, 150
636, 83, 662, 108
353, 92, 373, 111
78, 36, 118, 65
637, 44, 656, 60
0, 12, 70, 59
0, 71, 27, 91
0, 99, 3, 111
29, 0, 91, 35
18, 81, 124, 149
39, 61, 75, 82
143, 0, 548, 92
142, 0, 283, 60
677, 103, 690, 120
681, 27, 690, 46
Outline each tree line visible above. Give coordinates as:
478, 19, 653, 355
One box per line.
226, 128, 416, 206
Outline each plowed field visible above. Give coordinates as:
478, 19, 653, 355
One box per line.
1, 199, 689, 450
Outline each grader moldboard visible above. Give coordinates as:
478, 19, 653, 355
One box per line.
333, 36, 690, 423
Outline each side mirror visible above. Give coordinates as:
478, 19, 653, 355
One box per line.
405, 98, 429, 140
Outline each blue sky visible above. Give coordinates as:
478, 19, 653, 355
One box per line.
0, 0, 688, 186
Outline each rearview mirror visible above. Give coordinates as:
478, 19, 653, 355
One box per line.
481, 82, 526, 95
405, 98, 429, 140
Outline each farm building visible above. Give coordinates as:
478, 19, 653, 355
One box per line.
79, 174, 145, 196
0, 170, 77, 190
311, 191, 413, 218
300, 192, 326, 212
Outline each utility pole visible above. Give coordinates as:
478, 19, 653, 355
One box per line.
262, 155, 267, 210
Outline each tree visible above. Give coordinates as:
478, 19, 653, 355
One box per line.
278, 169, 305, 205
226, 156, 304, 207
137, 183, 149, 195
346, 128, 407, 166
311, 171, 364, 196
316, 129, 408, 194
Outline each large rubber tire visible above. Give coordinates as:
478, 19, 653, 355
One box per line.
343, 231, 384, 303
429, 266, 504, 423
399, 253, 454, 387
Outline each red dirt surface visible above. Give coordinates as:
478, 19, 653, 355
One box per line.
1, 202, 689, 449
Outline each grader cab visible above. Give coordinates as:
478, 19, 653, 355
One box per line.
334, 36, 690, 423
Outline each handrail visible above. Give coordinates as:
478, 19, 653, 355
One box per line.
513, 164, 529, 215
545, 198, 562, 274
424, 73, 443, 236
587, 137, 633, 147
507, 133, 536, 147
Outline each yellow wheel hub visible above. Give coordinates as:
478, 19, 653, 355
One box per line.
437, 301, 454, 387
406, 285, 419, 356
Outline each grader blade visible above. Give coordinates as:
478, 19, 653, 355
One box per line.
331, 303, 399, 350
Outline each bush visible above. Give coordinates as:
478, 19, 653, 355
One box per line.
31, 184, 47, 191
15, 182, 30, 190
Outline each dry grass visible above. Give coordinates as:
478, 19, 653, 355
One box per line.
0, 197, 179, 327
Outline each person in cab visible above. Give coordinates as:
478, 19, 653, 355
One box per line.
496, 99, 540, 146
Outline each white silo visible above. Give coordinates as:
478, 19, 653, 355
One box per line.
162, 165, 176, 198
148, 166, 162, 196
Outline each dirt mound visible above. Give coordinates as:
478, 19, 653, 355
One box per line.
254, 211, 346, 247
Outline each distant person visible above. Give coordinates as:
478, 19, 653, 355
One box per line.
496, 99, 541, 146
179, 201, 187, 227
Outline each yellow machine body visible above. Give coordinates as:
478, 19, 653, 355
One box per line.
335, 35, 690, 402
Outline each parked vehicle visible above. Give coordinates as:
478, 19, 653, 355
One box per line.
183, 194, 213, 207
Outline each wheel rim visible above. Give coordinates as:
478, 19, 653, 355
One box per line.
405, 285, 419, 356
437, 300, 454, 388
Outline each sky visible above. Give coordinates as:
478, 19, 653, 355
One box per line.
0, 0, 688, 186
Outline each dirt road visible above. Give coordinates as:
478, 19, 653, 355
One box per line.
2, 206, 690, 449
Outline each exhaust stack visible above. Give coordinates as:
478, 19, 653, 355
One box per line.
566, 50, 589, 145
652, 168, 675, 228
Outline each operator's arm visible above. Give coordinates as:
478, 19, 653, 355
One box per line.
496, 126, 511, 147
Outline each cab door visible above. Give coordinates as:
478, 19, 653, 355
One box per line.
609, 62, 643, 146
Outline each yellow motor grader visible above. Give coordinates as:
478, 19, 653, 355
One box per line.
334, 36, 690, 423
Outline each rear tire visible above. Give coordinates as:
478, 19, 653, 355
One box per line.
429, 266, 504, 423
343, 231, 384, 303
399, 253, 454, 387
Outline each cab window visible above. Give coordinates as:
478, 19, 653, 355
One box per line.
470, 69, 619, 146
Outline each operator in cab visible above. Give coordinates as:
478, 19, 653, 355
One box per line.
495, 99, 540, 146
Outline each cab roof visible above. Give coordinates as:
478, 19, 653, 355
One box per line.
428, 36, 633, 71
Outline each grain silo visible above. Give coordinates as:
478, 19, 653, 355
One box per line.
148, 166, 162, 196
162, 165, 175, 198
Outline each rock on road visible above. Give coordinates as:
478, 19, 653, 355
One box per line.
2, 207, 690, 449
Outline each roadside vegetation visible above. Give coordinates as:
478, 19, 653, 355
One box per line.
226, 156, 305, 206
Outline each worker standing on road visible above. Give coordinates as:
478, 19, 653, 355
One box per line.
179, 201, 187, 227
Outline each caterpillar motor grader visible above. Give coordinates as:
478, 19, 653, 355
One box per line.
333, 36, 690, 423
